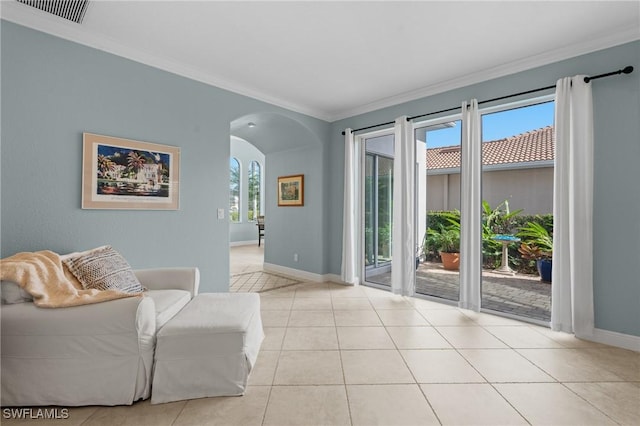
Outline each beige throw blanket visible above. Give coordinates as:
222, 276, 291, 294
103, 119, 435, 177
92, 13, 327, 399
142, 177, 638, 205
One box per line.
1, 250, 139, 308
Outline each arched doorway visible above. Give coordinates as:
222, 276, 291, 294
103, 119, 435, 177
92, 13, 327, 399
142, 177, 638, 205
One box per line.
228, 112, 323, 292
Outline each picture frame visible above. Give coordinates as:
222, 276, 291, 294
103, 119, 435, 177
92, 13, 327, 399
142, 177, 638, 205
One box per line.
82, 132, 180, 210
277, 174, 304, 207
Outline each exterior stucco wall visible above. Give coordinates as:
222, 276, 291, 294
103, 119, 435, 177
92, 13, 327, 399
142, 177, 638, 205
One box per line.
427, 167, 553, 215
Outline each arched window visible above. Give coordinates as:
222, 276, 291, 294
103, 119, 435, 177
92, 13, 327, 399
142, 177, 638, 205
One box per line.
247, 161, 261, 221
229, 157, 240, 223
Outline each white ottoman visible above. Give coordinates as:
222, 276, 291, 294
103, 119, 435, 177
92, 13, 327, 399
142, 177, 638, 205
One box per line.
151, 293, 264, 404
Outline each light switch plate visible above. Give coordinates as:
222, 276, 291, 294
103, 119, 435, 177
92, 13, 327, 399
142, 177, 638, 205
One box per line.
217, 208, 225, 219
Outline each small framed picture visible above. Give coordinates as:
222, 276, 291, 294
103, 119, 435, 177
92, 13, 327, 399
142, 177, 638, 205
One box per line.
82, 133, 180, 210
277, 174, 304, 207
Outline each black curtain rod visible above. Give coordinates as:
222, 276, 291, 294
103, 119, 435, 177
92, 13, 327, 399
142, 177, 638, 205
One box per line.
342, 66, 634, 135
344, 120, 397, 134
584, 65, 633, 83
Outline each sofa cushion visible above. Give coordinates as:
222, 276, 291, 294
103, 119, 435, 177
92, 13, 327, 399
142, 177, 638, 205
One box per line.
63, 246, 143, 293
145, 290, 191, 330
0, 281, 33, 304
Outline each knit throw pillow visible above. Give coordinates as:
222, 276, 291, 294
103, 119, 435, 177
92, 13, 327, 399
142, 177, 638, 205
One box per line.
63, 246, 143, 293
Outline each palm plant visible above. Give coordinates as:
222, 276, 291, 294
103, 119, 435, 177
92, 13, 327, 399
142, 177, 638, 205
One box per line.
424, 210, 460, 256
517, 221, 553, 260
482, 200, 522, 235
425, 223, 460, 270
97, 154, 115, 178
426, 226, 460, 253
482, 200, 522, 268
127, 151, 146, 175
518, 221, 553, 282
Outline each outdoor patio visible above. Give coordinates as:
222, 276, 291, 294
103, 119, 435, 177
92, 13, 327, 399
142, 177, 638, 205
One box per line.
369, 262, 551, 322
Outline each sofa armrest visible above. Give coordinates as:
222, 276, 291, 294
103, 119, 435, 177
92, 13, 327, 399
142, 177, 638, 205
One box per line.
1, 296, 157, 407
134, 267, 199, 298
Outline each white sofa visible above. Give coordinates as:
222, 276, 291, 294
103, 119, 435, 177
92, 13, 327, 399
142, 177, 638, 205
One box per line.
0, 267, 199, 407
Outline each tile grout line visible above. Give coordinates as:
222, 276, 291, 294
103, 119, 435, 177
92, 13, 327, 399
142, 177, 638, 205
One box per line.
78, 407, 100, 426
260, 291, 292, 426
383, 297, 444, 425
414, 301, 533, 424
557, 381, 626, 426
170, 401, 189, 426
331, 290, 355, 426
453, 314, 543, 424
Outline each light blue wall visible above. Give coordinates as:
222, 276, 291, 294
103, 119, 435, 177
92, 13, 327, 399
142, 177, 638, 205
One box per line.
0, 21, 330, 292
229, 137, 265, 244
264, 146, 325, 275
328, 41, 640, 337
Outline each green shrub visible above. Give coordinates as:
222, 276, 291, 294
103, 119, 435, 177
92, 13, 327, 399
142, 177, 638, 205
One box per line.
425, 207, 553, 274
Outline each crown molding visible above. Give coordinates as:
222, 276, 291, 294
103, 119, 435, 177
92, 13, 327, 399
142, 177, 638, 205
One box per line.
328, 25, 640, 122
3, 1, 638, 124
0, 1, 333, 122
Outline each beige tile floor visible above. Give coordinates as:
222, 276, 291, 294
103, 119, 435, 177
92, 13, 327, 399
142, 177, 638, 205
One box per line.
230, 244, 265, 275
230, 245, 302, 293
5, 247, 639, 426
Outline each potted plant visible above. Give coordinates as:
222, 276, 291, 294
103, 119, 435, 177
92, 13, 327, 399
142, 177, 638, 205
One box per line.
426, 225, 460, 270
517, 221, 553, 283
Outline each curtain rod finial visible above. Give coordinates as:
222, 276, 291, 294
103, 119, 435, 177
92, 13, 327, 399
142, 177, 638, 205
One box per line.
584, 66, 634, 83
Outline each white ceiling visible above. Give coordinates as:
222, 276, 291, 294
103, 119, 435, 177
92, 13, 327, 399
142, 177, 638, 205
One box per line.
3, 1, 639, 121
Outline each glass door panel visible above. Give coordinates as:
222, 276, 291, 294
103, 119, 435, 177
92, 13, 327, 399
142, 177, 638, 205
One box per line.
364, 134, 394, 286
364, 154, 375, 270
376, 157, 393, 265
415, 120, 462, 302
480, 101, 554, 322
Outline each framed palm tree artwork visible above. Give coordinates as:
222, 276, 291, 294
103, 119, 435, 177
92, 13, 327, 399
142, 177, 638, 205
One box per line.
82, 133, 180, 210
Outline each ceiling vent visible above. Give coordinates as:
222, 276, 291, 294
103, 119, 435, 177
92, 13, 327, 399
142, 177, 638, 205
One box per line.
16, 0, 89, 24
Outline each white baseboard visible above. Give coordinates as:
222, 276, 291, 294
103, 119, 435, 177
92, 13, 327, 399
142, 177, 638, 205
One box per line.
324, 273, 350, 285
229, 240, 259, 247
263, 263, 326, 282
261, 265, 351, 285
583, 328, 640, 352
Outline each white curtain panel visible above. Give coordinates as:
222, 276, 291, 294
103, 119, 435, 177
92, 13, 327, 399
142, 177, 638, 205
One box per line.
459, 100, 482, 311
341, 129, 360, 285
391, 117, 416, 296
552, 76, 594, 336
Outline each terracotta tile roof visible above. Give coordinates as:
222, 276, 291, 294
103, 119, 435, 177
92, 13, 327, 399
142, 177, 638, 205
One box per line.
426, 126, 554, 170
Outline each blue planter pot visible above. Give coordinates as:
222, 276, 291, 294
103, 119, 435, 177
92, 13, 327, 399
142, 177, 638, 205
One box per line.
536, 259, 552, 283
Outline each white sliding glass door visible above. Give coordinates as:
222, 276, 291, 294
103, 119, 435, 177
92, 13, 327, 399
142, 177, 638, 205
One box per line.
354, 97, 555, 326
363, 134, 394, 287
